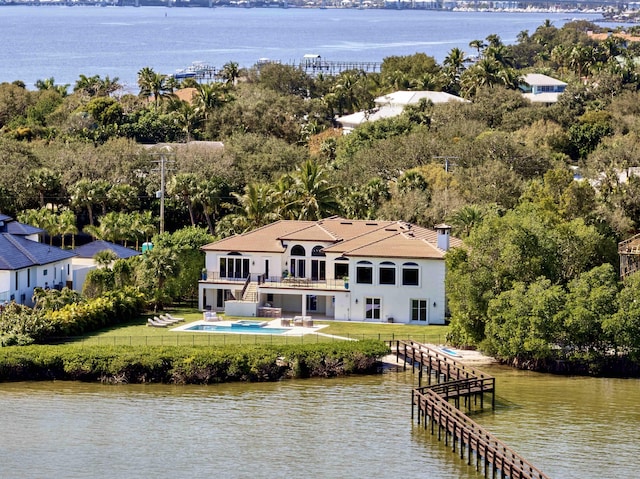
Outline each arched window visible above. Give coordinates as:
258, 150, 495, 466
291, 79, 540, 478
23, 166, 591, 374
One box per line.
290, 245, 306, 278
402, 262, 419, 286
356, 260, 373, 285
291, 245, 306, 256
311, 246, 326, 281
379, 261, 396, 285
334, 256, 349, 280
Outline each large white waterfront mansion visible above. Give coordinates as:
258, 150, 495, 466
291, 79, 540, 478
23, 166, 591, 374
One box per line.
198, 217, 461, 324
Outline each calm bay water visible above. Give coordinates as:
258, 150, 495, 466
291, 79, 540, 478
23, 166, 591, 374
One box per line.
0, 365, 638, 479
2, 6, 602, 90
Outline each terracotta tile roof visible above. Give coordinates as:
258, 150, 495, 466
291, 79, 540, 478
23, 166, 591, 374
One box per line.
588, 31, 640, 42
201, 220, 316, 253
203, 217, 462, 259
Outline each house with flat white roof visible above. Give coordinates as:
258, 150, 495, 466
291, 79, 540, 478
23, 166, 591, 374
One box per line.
0, 215, 75, 306
519, 73, 567, 104
199, 217, 461, 324
335, 90, 469, 134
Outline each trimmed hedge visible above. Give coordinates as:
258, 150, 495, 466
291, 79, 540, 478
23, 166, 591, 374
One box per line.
0, 340, 391, 384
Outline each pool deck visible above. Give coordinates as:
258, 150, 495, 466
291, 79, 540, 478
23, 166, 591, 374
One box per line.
171, 318, 328, 336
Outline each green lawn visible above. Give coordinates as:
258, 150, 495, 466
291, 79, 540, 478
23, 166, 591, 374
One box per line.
64, 307, 450, 347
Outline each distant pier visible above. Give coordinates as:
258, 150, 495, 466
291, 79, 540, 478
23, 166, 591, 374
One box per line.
391, 340, 551, 479
172, 57, 382, 82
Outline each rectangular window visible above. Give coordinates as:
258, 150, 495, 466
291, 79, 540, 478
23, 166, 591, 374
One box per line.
220, 257, 250, 279
365, 297, 381, 319
379, 267, 396, 285
334, 263, 348, 280
14, 271, 18, 291
43, 269, 48, 276
411, 299, 428, 322
356, 266, 373, 284
27, 269, 31, 288
402, 268, 419, 286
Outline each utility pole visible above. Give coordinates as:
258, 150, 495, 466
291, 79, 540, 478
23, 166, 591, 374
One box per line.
151, 147, 175, 234
433, 156, 459, 217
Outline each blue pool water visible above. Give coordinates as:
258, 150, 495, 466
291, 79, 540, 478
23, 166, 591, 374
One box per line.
185, 323, 290, 335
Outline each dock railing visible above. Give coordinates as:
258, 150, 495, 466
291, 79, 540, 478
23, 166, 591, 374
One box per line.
392, 340, 550, 479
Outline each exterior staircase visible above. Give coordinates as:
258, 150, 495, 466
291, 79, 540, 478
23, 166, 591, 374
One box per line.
242, 281, 258, 303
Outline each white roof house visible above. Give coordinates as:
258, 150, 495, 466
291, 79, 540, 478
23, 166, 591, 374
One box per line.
374, 90, 469, 108
336, 90, 468, 134
0, 215, 75, 306
199, 217, 461, 324
519, 73, 567, 104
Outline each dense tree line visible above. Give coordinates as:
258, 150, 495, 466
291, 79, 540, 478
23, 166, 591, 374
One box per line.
2, 20, 640, 370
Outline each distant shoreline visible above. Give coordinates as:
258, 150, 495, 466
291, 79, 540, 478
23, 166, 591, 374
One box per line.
0, 2, 611, 16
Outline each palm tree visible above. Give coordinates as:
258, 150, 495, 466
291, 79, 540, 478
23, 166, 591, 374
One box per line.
444, 47, 468, 75
93, 250, 118, 268
448, 204, 485, 238
84, 212, 129, 245
74, 74, 101, 97
218, 183, 281, 236
91, 179, 111, 217
17, 208, 54, 244
329, 70, 371, 116
460, 58, 502, 97
195, 177, 228, 235
57, 209, 78, 249
107, 184, 139, 213
485, 44, 515, 69
137, 67, 173, 110
443, 47, 468, 94
140, 246, 179, 312
129, 211, 156, 250
468, 39, 486, 57
69, 179, 97, 226
169, 99, 202, 142
289, 160, 340, 221
74, 74, 122, 97
35, 77, 69, 96
26, 168, 61, 209
220, 61, 240, 85
98, 75, 122, 96
194, 82, 231, 121
168, 173, 200, 226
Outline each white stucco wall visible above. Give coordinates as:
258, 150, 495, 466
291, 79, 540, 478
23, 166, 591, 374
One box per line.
334, 257, 446, 324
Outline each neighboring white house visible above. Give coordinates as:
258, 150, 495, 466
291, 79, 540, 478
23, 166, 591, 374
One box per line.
71, 239, 141, 292
335, 90, 469, 134
519, 73, 567, 104
374, 90, 468, 108
0, 215, 75, 306
199, 217, 461, 324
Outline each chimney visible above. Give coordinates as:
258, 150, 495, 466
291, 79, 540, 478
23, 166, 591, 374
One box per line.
435, 224, 452, 251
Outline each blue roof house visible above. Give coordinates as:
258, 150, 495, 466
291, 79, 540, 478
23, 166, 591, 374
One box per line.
0, 232, 76, 306
71, 240, 140, 292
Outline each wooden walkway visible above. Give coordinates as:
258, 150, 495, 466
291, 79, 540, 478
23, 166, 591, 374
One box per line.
390, 340, 550, 479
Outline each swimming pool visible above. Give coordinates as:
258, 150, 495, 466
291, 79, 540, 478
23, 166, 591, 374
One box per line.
184, 323, 290, 335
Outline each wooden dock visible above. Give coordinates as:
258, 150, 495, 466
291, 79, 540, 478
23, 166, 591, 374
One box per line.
390, 340, 550, 479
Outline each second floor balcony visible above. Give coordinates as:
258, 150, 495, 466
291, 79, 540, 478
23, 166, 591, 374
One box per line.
200, 271, 349, 291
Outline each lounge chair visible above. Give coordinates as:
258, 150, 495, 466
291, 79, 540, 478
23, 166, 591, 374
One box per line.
159, 314, 181, 325
147, 318, 167, 327
165, 313, 185, 322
